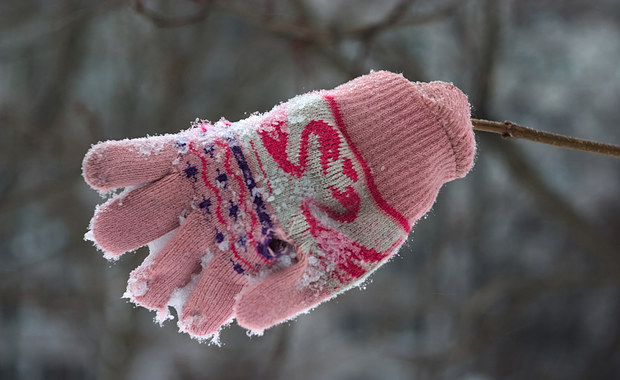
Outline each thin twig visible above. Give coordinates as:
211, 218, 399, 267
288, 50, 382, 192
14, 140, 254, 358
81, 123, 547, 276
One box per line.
472, 119, 620, 158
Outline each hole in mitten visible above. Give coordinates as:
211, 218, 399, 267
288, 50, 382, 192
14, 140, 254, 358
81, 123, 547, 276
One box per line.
267, 238, 298, 265
268, 238, 286, 254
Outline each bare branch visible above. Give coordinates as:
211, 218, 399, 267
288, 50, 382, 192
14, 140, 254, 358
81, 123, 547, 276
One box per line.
472, 119, 620, 158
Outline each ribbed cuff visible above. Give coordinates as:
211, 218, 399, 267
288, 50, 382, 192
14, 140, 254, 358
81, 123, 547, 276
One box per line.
327, 71, 476, 225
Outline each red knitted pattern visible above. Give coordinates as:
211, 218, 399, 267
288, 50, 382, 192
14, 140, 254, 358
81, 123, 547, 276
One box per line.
324, 95, 411, 232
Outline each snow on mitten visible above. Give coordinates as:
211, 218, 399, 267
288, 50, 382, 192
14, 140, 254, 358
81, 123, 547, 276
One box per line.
82, 71, 476, 341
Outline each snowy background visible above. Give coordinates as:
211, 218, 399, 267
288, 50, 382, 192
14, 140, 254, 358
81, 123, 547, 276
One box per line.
1, 1, 620, 379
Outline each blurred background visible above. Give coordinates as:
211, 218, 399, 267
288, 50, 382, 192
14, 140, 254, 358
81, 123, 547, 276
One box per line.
1, 0, 620, 379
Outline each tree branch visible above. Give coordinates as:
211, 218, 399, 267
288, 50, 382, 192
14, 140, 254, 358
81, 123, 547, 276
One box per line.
472, 119, 620, 158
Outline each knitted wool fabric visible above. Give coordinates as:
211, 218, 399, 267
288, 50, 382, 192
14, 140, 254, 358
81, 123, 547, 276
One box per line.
82, 71, 476, 342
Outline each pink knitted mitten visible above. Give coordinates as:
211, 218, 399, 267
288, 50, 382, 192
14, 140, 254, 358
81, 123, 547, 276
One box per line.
82, 71, 475, 342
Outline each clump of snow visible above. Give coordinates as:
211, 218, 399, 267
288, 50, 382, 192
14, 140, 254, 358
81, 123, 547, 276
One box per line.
133, 134, 174, 157
122, 227, 179, 322
173, 136, 189, 154
298, 255, 326, 292
245, 327, 265, 338
128, 277, 149, 298
217, 236, 229, 252
177, 316, 234, 346
83, 230, 95, 243
167, 249, 213, 320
